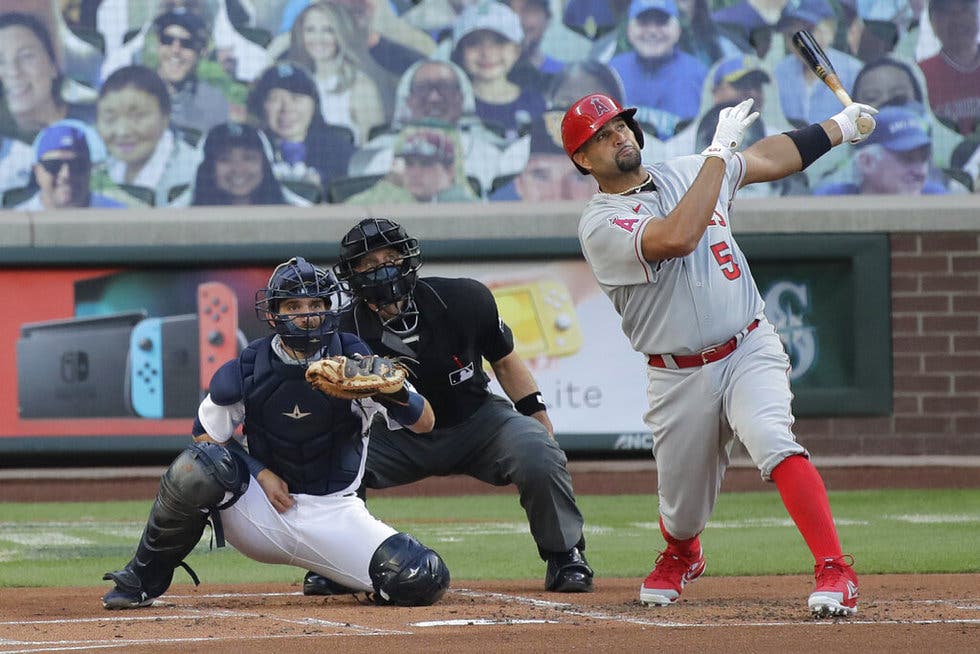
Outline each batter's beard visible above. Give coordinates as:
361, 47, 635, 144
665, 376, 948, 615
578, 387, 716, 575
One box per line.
615, 149, 642, 173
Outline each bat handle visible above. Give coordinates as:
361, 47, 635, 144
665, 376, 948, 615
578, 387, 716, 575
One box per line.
832, 87, 873, 135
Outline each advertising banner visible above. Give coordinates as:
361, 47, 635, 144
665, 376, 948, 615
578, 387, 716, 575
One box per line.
0, 247, 890, 455
0, 263, 650, 443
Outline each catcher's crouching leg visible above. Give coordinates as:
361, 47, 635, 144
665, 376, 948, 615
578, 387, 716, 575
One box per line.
369, 533, 450, 606
102, 442, 249, 609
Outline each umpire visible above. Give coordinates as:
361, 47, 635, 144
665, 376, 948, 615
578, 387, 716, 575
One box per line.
305, 217, 592, 594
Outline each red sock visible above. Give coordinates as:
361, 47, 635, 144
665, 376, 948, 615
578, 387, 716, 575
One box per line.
659, 516, 701, 557
771, 455, 843, 562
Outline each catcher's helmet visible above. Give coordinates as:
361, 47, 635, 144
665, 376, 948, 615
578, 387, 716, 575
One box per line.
561, 93, 644, 174
255, 257, 348, 357
335, 218, 422, 308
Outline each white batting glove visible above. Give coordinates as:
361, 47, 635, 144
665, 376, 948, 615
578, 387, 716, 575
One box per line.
701, 98, 760, 162
831, 103, 878, 144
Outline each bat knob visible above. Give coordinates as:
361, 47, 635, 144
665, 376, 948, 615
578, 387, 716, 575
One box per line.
856, 114, 875, 135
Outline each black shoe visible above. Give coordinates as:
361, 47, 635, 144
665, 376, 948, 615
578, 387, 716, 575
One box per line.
545, 548, 594, 593
303, 571, 357, 596
102, 569, 155, 610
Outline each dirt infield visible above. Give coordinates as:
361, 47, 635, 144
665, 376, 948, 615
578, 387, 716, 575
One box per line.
2, 576, 978, 653
2, 461, 978, 653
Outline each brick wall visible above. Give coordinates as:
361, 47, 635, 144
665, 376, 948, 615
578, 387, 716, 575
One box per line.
794, 232, 980, 456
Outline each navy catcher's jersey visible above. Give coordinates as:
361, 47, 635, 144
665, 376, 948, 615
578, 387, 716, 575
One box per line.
205, 333, 373, 495
342, 277, 514, 428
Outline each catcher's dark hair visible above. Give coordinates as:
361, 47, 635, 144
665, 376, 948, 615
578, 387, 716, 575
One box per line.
256, 257, 346, 356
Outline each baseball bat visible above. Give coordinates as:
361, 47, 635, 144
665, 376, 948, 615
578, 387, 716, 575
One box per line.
791, 30, 873, 134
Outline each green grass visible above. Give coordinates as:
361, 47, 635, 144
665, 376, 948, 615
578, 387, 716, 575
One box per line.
1, 489, 978, 588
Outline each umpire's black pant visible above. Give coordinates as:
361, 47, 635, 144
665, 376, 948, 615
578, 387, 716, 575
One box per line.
363, 395, 585, 558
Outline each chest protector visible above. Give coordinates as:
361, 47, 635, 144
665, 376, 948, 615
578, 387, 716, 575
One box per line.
240, 336, 364, 495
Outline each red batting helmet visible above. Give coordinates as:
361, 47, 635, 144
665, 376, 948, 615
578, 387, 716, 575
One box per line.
561, 93, 644, 174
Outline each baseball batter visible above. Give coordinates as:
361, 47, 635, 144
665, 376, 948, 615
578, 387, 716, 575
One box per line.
101, 257, 449, 609
561, 93, 877, 617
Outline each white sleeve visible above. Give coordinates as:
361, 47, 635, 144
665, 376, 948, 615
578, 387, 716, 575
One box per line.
197, 395, 245, 443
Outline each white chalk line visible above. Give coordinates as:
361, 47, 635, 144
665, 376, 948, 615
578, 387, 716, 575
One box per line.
162, 591, 303, 599
410, 619, 560, 627
172, 605, 411, 634
450, 588, 980, 628
0, 631, 397, 654
0, 598, 410, 653
3, 588, 979, 653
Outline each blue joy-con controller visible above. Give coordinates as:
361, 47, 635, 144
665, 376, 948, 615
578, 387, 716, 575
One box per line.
130, 317, 164, 418
129, 314, 200, 418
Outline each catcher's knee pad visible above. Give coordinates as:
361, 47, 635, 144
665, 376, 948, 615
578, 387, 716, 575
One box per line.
369, 533, 450, 606
161, 442, 250, 511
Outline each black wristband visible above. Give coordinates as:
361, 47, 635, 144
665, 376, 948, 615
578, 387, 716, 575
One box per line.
783, 123, 832, 170
514, 391, 547, 416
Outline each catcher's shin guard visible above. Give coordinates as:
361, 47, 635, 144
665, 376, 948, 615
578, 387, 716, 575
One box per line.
369, 533, 450, 606
104, 443, 249, 600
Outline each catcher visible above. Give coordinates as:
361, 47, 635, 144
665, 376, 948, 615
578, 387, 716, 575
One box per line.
300, 218, 593, 598
101, 257, 449, 609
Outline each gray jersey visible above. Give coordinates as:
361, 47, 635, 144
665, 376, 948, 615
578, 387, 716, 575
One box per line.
578, 154, 764, 355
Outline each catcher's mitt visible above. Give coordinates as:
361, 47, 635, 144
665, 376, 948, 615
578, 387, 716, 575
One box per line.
306, 354, 408, 401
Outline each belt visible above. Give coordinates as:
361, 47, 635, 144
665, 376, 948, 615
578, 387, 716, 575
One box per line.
647, 319, 760, 369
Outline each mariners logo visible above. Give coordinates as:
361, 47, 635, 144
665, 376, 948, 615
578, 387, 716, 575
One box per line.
763, 281, 816, 380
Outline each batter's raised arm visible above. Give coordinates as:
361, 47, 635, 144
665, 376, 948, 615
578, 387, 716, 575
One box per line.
639, 99, 759, 262
638, 158, 727, 261
741, 102, 878, 186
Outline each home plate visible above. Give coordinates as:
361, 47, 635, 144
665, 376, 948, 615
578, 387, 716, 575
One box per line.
410, 618, 561, 627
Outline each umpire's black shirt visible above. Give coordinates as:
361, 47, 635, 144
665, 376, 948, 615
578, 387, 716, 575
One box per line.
340, 277, 515, 428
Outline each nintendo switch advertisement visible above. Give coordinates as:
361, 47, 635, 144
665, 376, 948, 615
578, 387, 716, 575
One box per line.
0, 262, 651, 442
2, 267, 269, 439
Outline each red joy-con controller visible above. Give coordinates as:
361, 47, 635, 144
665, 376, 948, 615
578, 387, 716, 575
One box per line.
197, 281, 239, 394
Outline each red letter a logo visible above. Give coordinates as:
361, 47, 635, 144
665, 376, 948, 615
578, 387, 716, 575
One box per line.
590, 96, 610, 116
612, 217, 639, 233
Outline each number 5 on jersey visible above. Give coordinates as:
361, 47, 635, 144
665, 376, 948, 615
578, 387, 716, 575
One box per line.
710, 241, 741, 280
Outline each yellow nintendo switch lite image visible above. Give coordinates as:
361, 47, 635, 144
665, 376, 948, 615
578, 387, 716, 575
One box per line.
491, 280, 582, 359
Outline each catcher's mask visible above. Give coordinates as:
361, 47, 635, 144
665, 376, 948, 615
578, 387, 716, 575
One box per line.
255, 257, 349, 358
335, 218, 422, 335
